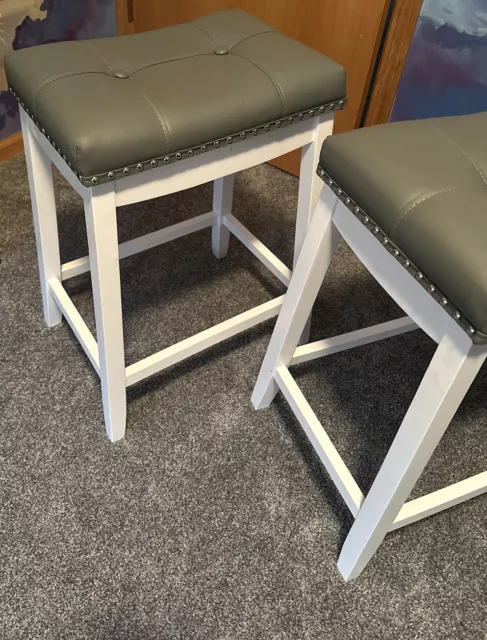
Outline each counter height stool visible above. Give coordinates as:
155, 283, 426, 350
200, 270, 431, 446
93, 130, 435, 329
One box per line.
5, 9, 346, 441
252, 113, 487, 580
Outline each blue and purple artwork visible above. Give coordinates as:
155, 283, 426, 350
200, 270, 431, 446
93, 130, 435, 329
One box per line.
0, 0, 116, 141
391, 0, 487, 121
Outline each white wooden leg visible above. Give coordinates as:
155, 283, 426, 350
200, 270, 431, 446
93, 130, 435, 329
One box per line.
21, 111, 62, 327
252, 188, 340, 409
84, 184, 126, 442
337, 331, 487, 581
295, 114, 334, 342
212, 174, 234, 259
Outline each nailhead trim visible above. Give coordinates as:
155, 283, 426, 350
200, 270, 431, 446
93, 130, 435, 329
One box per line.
9, 87, 347, 188
317, 164, 483, 343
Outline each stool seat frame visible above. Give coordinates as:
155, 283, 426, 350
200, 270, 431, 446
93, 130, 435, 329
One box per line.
252, 183, 487, 580
20, 107, 333, 442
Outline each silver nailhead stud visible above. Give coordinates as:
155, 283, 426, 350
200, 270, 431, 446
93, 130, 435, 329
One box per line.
417, 272, 424, 279
319, 106, 325, 113
137, 163, 144, 171
383, 237, 389, 244
41, 128, 45, 134
264, 125, 270, 131
429, 285, 435, 292
108, 171, 115, 180
214, 141, 220, 148
252, 129, 258, 136
298, 114, 304, 120
354, 207, 360, 214
275, 120, 281, 128
328, 179, 333, 186
91, 177, 99, 185
187, 149, 194, 156
363, 216, 369, 223
468, 326, 475, 334
150, 160, 157, 167
329, 104, 335, 110
393, 249, 400, 256
240, 132, 246, 139
319, 168, 325, 176
308, 109, 315, 116
345, 197, 351, 204
404, 260, 410, 267
454, 312, 461, 319
123, 167, 130, 175
68, 162, 72, 168
441, 297, 448, 305
175, 152, 182, 160
288, 116, 293, 123
226, 137, 232, 144
339, 100, 344, 106
201, 145, 207, 152
164, 156, 170, 164
337, 188, 342, 195
373, 226, 379, 234
62, 154, 66, 161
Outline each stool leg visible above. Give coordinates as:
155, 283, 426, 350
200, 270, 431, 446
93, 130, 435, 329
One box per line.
252, 187, 340, 409
295, 114, 334, 342
22, 112, 62, 327
337, 332, 487, 581
84, 184, 127, 442
212, 175, 234, 259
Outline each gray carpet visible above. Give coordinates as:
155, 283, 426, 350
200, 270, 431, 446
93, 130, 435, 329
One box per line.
1, 154, 486, 639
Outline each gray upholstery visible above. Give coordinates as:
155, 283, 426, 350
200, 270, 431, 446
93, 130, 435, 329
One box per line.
5, 9, 346, 186
318, 113, 487, 343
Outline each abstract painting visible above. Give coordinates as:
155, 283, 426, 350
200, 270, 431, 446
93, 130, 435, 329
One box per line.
0, 0, 116, 140
391, 0, 487, 121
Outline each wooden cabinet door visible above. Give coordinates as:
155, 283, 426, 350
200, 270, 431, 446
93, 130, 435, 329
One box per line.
117, 0, 390, 173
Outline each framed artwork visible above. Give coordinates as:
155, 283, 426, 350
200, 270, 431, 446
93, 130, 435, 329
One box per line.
0, 0, 117, 141
391, 0, 487, 120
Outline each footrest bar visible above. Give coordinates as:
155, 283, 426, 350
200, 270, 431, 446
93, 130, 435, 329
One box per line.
223, 213, 292, 286
49, 278, 100, 374
125, 295, 285, 387
391, 471, 487, 530
274, 365, 364, 515
291, 316, 418, 366
61, 211, 216, 280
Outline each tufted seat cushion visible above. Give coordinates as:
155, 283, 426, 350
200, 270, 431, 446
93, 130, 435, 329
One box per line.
5, 9, 346, 187
318, 113, 487, 343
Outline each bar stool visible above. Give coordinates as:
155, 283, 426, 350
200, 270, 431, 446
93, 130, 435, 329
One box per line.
5, 9, 346, 441
252, 113, 487, 580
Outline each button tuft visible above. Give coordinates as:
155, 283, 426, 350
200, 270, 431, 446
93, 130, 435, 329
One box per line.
214, 45, 229, 55
113, 69, 129, 79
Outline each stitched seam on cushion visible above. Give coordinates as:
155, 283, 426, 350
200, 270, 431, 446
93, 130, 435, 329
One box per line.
129, 52, 211, 76
227, 30, 277, 52
391, 185, 466, 239
75, 144, 81, 174
33, 70, 106, 115
435, 125, 487, 187
139, 90, 171, 149
86, 40, 113, 73
190, 22, 217, 46
230, 52, 287, 117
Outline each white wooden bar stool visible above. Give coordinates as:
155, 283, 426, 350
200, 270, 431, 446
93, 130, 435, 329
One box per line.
252, 112, 487, 580
5, 9, 346, 441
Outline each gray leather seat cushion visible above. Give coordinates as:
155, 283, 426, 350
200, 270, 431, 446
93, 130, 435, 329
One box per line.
5, 9, 346, 186
318, 113, 487, 343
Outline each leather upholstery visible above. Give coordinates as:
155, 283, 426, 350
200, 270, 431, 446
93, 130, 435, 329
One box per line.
318, 113, 487, 343
5, 9, 346, 186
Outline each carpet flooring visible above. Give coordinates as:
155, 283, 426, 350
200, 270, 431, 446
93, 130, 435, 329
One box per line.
0, 155, 486, 639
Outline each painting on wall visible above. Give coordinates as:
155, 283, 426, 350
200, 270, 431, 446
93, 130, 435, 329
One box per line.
0, 0, 117, 141
391, 0, 487, 121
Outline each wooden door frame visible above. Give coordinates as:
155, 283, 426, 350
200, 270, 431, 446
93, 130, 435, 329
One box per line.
362, 0, 424, 127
